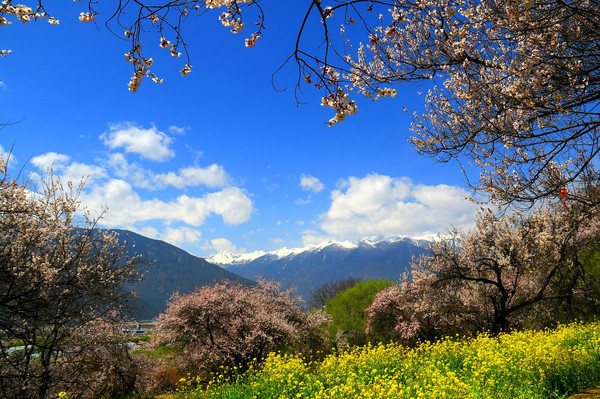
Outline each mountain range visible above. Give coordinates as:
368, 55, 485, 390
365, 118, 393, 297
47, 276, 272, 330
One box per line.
114, 230, 253, 320
207, 236, 431, 303
116, 231, 432, 319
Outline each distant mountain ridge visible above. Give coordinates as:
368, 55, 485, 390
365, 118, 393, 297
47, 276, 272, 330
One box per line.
207, 236, 431, 303
113, 230, 253, 320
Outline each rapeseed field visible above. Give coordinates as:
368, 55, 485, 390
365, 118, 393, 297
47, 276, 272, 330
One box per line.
175, 322, 600, 399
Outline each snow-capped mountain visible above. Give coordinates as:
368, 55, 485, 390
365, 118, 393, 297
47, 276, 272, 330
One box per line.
207, 236, 427, 267
206, 236, 431, 304
207, 239, 360, 266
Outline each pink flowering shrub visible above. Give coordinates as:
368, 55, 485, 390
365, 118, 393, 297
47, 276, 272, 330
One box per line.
158, 278, 330, 378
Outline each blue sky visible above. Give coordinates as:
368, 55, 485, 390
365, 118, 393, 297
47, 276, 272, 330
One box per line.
1, 1, 478, 256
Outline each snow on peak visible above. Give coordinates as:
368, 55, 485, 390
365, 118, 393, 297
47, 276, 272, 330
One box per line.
206, 235, 419, 267
359, 235, 414, 246
206, 250, 268, 266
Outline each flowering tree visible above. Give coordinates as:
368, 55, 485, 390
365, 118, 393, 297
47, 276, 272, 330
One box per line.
291, 0, 600, 207
3, 1, 599, 205
367, 200, 600, 344
0, 160, 142, 399
157, 279, 329, 378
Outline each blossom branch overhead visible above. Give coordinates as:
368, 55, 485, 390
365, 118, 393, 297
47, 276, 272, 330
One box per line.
3, 0, 600, 208
0, 0, 265, 91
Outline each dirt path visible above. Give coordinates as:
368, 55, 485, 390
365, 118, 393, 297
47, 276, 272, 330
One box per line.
569, 387, 600, 398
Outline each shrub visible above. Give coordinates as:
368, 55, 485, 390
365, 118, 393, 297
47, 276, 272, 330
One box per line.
325, 279, 396, 346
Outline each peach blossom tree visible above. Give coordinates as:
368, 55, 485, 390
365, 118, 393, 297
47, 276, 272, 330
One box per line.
367, 199, 600, 344
157, 278, 330, 379
0, 160, 142, 399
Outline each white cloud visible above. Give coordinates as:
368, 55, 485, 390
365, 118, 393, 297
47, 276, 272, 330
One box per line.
203, 187, 254, 224
168, 125, 187, 135
129, 225, 160, 240
301, 229, 333, 246
31, 152, 70, 169
300, 174, 325, 193
105, 153, 132, 179
32, 152, 107, 185
153, 164, 230, 189
164, 227, 203, 246
211, 238, 237, 253
315, 174, 477, 241
104, 153, 229, 190
80, 179, 253, 227
101, 122, 174, 161
0, 145, 17, 165
295, 196, 312, 205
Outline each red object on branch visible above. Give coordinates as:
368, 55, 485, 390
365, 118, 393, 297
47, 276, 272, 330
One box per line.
559, 188, 567, 207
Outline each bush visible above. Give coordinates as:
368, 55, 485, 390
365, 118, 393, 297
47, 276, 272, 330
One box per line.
325, 279, 396, 346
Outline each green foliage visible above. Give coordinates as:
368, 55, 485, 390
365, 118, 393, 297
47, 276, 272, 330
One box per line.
325, 279, 396, 346
308, 276, 362, 309
571, 248, 600, 321
134, 343, 180, 360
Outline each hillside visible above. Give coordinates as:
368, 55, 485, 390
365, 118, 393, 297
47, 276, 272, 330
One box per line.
114, 230, 253, 320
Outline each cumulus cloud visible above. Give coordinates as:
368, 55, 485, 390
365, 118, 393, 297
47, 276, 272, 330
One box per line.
129, 225, 160, 240
101, 122, 174, 161
31, 152, 70, 169
314, 174, 478, 241
31, 152, 107, 184
300, 174, 325, 193
105, 153, 230, 190
80, 179, 253, 227
211, 238, 237, 253
153, 164, 230, 189
301, 229, 333, 246
164, 227, 203, 246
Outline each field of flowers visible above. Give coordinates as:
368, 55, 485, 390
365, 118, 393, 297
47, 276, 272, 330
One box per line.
175, 322, 600, 399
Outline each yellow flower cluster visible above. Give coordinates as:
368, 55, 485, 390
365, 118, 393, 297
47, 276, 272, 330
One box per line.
180, 322, 600, 399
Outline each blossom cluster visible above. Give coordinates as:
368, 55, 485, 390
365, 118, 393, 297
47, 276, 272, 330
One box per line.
78, 11, 94, 22
321, 88, 358, 127
1, 0, 59, 67
0, 162, 142, 397
219, 11, 244, 33
124, 44, 164, 92
366, 197, 600, 345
